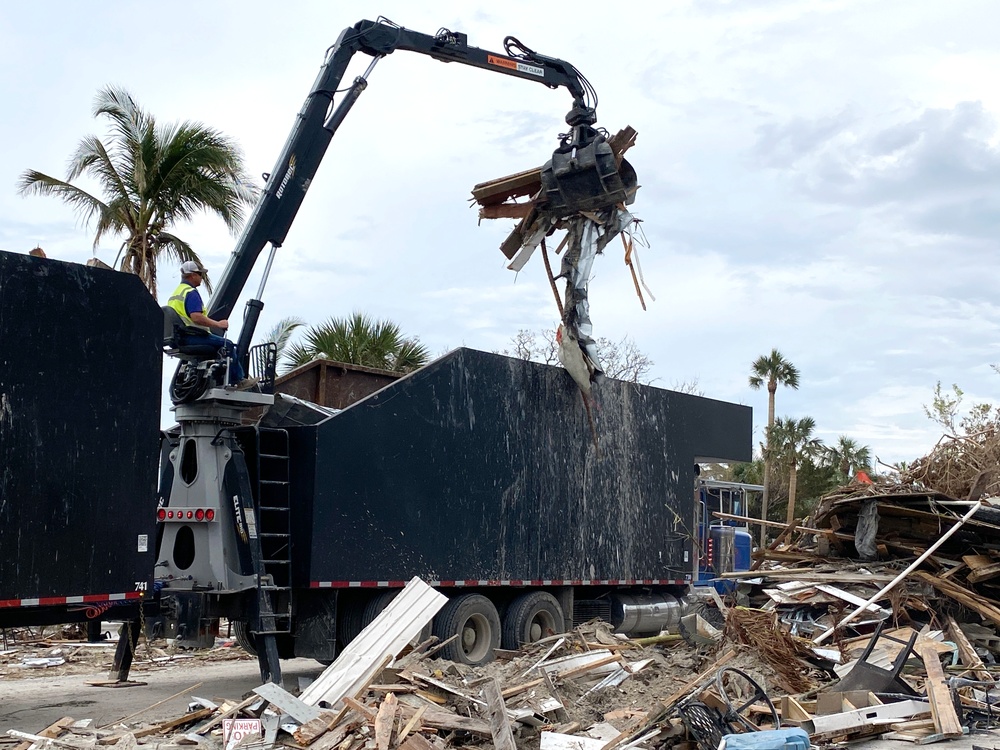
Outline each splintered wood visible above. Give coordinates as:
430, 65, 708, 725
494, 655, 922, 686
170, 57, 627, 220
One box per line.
471, 126, 640, 260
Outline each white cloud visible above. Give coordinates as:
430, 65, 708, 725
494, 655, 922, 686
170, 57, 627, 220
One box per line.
5, 0, 1000, 467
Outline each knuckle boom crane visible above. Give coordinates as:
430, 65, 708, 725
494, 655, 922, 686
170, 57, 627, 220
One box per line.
154, 17, 747, 688
205, 17, 635, 375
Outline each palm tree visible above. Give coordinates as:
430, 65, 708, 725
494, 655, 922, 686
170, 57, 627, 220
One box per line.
17, 86, 256, 298
825, 436, 872, 482
259, 316, 306, 360
770, 416, 823, 525
749, 349, 801, 543
284, 313, 430, 374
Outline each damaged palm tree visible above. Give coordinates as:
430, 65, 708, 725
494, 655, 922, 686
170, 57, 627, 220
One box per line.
472, 122, 644, 395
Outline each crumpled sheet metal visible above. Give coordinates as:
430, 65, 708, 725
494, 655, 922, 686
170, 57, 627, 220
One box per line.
560, 208, 633, 375
510, 207, 634, 377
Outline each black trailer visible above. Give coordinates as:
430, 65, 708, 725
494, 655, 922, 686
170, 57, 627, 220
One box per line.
157, 347, 752, 667
0, 251, 161, 639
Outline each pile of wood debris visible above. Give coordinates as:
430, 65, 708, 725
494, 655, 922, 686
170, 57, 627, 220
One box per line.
0, 631, 251, 680
709, 473, 1000, 743
13, 487, 1000, 750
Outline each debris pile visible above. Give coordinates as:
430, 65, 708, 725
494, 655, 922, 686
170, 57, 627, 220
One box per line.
471, 126, 650, 391
0, 630, 251, 680
13, 491, 1000, 748
710, 477, 1000, 743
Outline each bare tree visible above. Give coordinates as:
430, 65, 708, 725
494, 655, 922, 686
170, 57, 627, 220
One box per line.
501, 328, 654, 384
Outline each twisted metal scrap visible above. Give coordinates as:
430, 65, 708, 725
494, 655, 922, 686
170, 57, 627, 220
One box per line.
723, 608, 815, 694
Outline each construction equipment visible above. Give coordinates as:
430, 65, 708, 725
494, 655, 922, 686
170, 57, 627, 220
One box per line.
171, 17, 637, 404
0, 18, 750, 688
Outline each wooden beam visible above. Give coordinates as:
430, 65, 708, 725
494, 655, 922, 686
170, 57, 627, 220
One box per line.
373, 693, 398, 750
917, 641, 964, 737
478, 203, 534, 220
945, 616, 994, 681
132, 708, 214, 738
471, 168, 541, 206
480, 677, 517, 750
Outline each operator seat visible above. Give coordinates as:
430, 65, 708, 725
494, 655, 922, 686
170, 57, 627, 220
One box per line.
161, 306, 223, 359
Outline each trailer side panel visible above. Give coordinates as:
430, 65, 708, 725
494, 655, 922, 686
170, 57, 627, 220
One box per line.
297, 348, 751, 585
0, 252, 160, 613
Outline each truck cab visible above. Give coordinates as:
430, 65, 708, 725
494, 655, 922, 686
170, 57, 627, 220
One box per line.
693, 477, 762, 591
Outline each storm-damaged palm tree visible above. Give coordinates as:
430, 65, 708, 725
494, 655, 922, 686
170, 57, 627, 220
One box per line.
770, 416, 823, 525
283, 312, 430, 374
18, 86, 256, 298
749, 349, 801, 543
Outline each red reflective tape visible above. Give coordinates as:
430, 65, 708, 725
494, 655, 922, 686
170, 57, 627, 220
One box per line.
308, 579, 683, 590
0, 591, 141, 608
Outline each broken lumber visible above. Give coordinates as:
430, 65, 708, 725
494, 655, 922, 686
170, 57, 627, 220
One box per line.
130, 708, 214, 739
481, 677, 517, 750
12, 718, 75, 750
373, 693, 398, 750
917, 642, 963, 738
814, 501, 983, 644
944, 616, 994, 681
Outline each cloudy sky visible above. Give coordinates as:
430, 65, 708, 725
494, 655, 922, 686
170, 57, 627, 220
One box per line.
3, 0, 999, 466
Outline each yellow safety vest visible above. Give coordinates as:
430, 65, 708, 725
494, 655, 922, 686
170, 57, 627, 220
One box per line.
167, 283, 209, 332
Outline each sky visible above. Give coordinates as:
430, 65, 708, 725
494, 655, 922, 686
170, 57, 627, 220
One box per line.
3, 0, 1000, 467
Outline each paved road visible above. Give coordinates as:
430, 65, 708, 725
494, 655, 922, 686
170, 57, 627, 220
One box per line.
0, 658, 323, 735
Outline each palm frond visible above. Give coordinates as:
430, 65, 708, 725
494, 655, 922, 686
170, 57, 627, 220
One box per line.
19, 86, 256, 297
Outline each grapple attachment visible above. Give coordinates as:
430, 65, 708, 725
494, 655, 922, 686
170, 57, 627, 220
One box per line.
538, 105, 638, 219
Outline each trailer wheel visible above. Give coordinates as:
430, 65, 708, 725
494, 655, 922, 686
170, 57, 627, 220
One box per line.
232, 620, 295, 659
338, 591, 431, 649
501, 592, 563, 650
432, 594, 500, 665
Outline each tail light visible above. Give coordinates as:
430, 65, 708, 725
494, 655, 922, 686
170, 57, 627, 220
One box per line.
157, 508, 216, 522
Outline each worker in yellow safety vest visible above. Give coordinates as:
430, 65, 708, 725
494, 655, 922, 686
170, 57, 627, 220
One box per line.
167, 261, 254, 388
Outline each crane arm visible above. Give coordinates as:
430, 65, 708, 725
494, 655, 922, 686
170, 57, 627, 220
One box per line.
207, 18, 595, 320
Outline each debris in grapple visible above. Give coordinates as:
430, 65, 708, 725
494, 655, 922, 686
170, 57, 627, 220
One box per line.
473, 126, 647, 387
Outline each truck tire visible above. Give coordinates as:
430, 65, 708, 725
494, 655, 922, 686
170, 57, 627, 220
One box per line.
231, 620, 295, 659
338, 591, 431, 649
501, 592, 563, 649
432, 594, 500, 666
337, 600, 366, 648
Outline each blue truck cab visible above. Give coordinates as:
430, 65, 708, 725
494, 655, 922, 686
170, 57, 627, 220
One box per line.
693, 477, 762, 592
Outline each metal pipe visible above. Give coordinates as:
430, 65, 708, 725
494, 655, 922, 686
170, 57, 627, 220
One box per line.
255, 244, 278, 301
